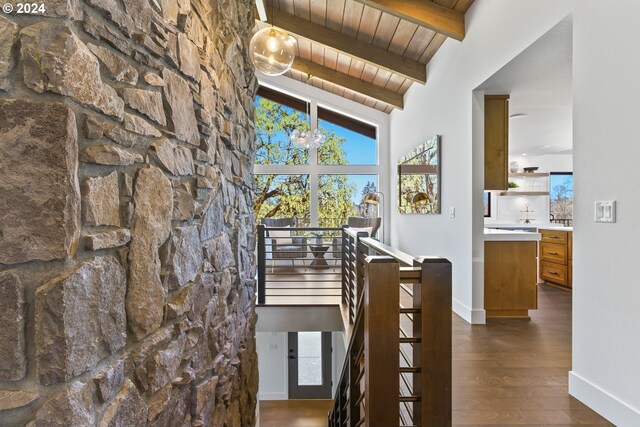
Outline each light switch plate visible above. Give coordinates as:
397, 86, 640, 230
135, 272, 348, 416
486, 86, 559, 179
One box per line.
595, 201, 616, 223
450, 207, 455, 218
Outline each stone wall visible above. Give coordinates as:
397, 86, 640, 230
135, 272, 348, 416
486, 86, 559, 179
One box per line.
0, 0, 258, 425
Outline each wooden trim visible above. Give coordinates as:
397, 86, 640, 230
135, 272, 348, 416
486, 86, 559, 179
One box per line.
398, 164, 439, 174
317, 107, 376, 139
356, 0, 466, 41
292, 57, 404, 109
268, 9, 427, 83
257, 86, 307, 112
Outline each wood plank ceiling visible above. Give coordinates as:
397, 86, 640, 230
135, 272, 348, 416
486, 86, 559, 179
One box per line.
254, 0, 475, 113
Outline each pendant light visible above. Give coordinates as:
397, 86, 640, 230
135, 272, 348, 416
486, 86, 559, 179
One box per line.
290, 74, 327, 149
249, 1, 295, 76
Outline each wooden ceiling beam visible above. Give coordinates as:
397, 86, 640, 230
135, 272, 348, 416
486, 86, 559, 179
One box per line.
266, 9, 426, 84
356, 0, 466, 41
292, 58, 404, 109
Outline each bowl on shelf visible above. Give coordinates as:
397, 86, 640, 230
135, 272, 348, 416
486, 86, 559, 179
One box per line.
523, 167, 539, 173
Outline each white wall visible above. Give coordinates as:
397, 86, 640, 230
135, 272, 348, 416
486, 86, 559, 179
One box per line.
389, 0, 573, 324
569, 1, 640, 425
391, 0, 640, 424
257, 332, 288, 400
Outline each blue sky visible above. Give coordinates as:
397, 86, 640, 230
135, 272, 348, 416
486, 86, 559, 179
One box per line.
319, 120, 378, 203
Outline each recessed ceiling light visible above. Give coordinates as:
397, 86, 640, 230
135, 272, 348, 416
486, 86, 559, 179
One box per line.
509, 113, 528, 119
522, 153, 527, 156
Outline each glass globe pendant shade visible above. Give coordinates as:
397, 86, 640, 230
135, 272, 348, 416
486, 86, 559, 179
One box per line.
249, 27, 295, 76
290, 128, 326, 149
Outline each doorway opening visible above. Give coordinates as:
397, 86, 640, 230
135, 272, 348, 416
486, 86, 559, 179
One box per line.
287, 332, 332, 399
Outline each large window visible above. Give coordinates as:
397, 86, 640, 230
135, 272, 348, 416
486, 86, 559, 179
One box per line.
550, 172, 573, 225
253, 86, 381, 227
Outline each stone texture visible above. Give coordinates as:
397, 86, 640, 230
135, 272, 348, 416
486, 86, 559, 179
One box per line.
178, 33, 200, 80
148, 386, 190, 427
152, 138, 195, 176
85, 228, 131, 251
20, 22, 125, 119
192, 376, 218, 424
144, 72, 165, 86
100, 379, 148, 427
200, 71, 217, 114
83, 171, 120, 227
0, 0, 259, 423
122, 88, 167, 126
200, 194, 224, 240
162, 69, 200, 146
127, 166, 173, 340
93, 359, 125, 403
173, 182, 195, 221
0, 16, 18, 91
203, 233, 235, 273
81, 144, 144, 165
0, 99, 80, 264
88, 43, 138, 85
86, 0, 134, 36
35, 257, 127, 385
35, 382, 94, 426
147, 335, 186, 393
0, 271, 26, 380
124, 113, 162, 137
121, 0, 153, 34
0, 390, 39, 412
161, 226, 203, 290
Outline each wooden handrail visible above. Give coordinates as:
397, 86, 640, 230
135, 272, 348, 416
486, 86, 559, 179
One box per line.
330, 228, 452, 427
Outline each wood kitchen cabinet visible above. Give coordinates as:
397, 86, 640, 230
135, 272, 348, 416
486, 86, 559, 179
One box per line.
484, 95, 509, 190
485, 240, 538, 318
539, 229, 572, 288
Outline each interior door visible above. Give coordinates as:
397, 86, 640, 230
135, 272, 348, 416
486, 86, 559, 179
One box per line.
288, 332, 332, 399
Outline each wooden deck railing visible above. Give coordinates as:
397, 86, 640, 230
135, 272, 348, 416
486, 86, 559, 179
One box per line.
329, 228, 452, 427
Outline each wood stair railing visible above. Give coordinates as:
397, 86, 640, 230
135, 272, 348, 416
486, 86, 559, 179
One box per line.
329, 229, 452, 427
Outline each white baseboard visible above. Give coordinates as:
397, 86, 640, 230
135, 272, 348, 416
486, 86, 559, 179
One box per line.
569, 371, 640, 426
258, 392, 287, 401
452, 298, 486, 324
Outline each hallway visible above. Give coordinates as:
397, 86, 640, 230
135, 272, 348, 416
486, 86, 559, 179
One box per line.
258, 284, 611, 426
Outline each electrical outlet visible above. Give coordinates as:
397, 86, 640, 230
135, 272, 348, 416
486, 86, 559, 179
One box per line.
268, 344, 278, 350
449, 207, 455, 218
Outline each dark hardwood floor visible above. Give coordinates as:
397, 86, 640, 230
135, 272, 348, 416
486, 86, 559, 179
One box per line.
259, 400, 333, 427
258, 284, 613, 426
452, 284, 611, 425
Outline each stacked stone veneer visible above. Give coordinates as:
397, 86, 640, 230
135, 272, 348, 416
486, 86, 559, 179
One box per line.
0, 0, 258, 425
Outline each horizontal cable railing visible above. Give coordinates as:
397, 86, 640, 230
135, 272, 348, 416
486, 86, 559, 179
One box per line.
329, 228, 452, 427
257, 225, 344, 305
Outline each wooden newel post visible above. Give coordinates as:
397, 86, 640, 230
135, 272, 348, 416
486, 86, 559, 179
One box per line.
364, 256, 400, 427
413, 256, 452, 427
257, 224, 266, 305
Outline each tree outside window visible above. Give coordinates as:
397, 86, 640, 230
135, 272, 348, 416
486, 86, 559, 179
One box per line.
550, 172, 573, 226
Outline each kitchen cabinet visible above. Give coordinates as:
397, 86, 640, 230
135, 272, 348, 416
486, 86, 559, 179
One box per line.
485, 238, 539, 319
484, 95, 509, 191
539, 228, 572, 288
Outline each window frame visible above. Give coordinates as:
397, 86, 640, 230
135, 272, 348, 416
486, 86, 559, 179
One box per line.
254, 84, 385, 227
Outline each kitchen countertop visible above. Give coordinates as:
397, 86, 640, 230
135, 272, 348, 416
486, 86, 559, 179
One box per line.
485, 223, 573, 232
484, 228, 541, 242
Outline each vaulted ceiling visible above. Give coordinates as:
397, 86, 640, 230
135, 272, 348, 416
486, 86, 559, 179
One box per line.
254, 0, 475, 113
